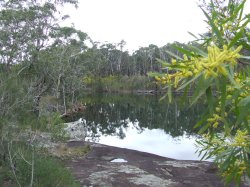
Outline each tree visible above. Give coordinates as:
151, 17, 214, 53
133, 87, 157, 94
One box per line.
0, 0, 78, 70
0, 0, 87, 186
153, 0, 250, 185
0, 0, 88, 114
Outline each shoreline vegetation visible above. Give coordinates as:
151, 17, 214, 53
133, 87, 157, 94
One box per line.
82, 75, 194, 95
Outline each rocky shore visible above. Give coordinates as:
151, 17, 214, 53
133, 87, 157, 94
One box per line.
63, 141, 250, 187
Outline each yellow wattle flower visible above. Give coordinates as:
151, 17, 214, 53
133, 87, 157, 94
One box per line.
217, 66, 228, 76
213, 122, 219, 128
155, 76, 161, 81
172, 59, 177, 65
215, 107, 221, 112
231, 130, 249, 147
154, 45, 242, 87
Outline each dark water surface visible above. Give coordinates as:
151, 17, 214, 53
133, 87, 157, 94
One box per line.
74, 94, 206, 160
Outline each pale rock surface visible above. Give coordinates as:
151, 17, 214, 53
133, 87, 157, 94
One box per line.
64, 118, 87, 141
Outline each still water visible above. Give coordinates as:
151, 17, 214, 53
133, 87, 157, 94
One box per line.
73, 94, 206, 160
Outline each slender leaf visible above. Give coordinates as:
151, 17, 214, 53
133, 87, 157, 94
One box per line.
206, 86, 214, 114
191, 76, 213, 105
167, 82, 172, 102
165, 50, 183, 60
198, 123, 210, 134
156, 58, 169, 67
188, 31, 199, 40
201, 8, 224, 45
240, 56, 250, 60
233, 0, 246, 21
177, 73, 202, 91
238, 95, 250, 106
220, 77, 227, 118
228, 30, 243, 48
194, 110, 210, 129
147, 72, 165, 77
188, 45, 207, 57
172, 45, 196, 57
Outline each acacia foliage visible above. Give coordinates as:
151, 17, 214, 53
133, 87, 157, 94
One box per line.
153, 0, 250, 185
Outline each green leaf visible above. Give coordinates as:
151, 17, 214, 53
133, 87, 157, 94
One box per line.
240, 56, 250, 61
198, 123, 210, 134
222, 118, 231, 135
200, 149, 209, 160
156, 58, 169, 67
201, 8, 224, 45
177, 73, 202, 91
228, 30, 243, 48
191, 76, 213, 105
165, 50, 183, 60
188, 45, 207, 57
167, 82, 172, 102
227, 0, 246, 24
147, 72, 164, 77
194, 110, 210, 129
239, 34, 250, 50
188, 31, 199, 40
180, 85, 190, 104
220, 77, 227, 118
159, 94, 168, 102
233, 0, 246, 20
172, 45, 196, 57
239, 18, 250, 30
206, 86, 214, 114
234, 105, 249, 128
238, 95, 250, 106
228, 65, 241, 88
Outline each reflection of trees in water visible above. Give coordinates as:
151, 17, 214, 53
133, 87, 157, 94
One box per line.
75, 94, 206, 139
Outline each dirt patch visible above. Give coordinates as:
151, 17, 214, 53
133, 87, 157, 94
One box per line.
63, 141, 249, 187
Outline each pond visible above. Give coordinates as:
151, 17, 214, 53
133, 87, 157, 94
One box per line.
71, 93, 208, 161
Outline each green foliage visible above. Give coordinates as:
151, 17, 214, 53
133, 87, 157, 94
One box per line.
0, 0, 84, 186
197, 131, 250, 184
83, 75, 155, 92
0, 143, 79, 187
153, 0, 250, 185
37, 112, 69, 142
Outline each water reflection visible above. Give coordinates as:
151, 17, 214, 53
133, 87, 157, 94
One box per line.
70, 94, 207, 160
96, 122, 201, 160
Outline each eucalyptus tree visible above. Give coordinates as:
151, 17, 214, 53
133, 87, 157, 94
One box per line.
132, 45, 162, 75
0, 0, 78, 70
99, 42, 126, 75
34, 27, 88, 114
119, 50, 130, 76
147, 44, 161, 72
116, 40, 126, 73
79, 45, 107, 77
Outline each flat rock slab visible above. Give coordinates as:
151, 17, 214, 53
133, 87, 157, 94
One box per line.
64, 141, 248, 187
